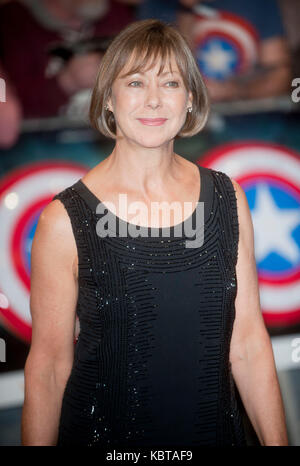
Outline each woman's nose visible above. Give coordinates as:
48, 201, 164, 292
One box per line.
145, 84, 162, 108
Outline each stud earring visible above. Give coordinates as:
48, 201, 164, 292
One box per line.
187, 107, 192, 113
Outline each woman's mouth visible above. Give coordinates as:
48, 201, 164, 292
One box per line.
137, 118, 168, 126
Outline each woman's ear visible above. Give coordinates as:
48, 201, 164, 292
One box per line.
106, 96, 113, 112
188, 91, 193, 108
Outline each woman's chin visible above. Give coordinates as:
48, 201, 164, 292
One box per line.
133, 130, 180, 148
138, 138, 171, 149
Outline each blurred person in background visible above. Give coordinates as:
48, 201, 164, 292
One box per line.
175, 0, 292, 103
278, 0, 300, 77
0, 0, 136, 148
137, 0, 292, 104
136, 0, 197, 25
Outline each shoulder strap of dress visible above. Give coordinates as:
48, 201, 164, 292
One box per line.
51, 185, 89, 274
210, 169, 239, 267
195, 164, 215, 224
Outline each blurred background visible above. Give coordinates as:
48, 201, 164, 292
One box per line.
0, 0, 300, 446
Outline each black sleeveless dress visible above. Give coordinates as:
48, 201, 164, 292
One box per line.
51, 163, 247, 447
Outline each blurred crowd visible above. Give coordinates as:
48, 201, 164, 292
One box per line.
0, 0, 298, 148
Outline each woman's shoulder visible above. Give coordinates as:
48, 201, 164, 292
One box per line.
32, 198, 77, 275
205, 166, 243, 196
230, 178, 254, 238
210, 170, 250, 222
205, 168, 252, 237
39, 196, 76, 241
219, 176, 254, 252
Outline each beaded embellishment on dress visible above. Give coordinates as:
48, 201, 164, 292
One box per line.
52, 164, 247, 446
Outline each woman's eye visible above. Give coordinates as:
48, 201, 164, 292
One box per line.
166, 81, 179, 87
129, 81, 142, 87
128, 81, 179, 87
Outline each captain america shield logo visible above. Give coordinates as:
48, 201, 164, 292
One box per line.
199, 142, 300, 328
0, 161, 87, 343
192, 6, 259, 80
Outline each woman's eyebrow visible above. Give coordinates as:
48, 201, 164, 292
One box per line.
160, 71, 180, 77
119, 70, 180, 78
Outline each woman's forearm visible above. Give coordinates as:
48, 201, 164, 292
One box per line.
231, 341, 289, 446
21, 361, 69, 446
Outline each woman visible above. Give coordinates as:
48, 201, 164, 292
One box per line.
21, 19, 288, 446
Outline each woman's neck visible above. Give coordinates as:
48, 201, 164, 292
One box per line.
102, 143, 182, 191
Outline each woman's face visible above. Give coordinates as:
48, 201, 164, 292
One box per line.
107, 53, 193, 148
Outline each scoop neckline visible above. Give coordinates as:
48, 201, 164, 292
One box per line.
72, 162, 210, 236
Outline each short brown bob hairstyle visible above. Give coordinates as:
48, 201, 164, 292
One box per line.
89, 19, 210, 139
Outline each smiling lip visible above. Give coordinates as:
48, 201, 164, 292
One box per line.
138, 118, 167, 126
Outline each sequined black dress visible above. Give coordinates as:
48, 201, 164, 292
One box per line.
52, 164, 247, 446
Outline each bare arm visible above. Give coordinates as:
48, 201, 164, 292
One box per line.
229, 179, 288, 446
21, 199, 78, 446
239, 37, 292, 99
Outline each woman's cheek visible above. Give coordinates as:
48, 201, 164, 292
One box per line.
119, 94, 140, 112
